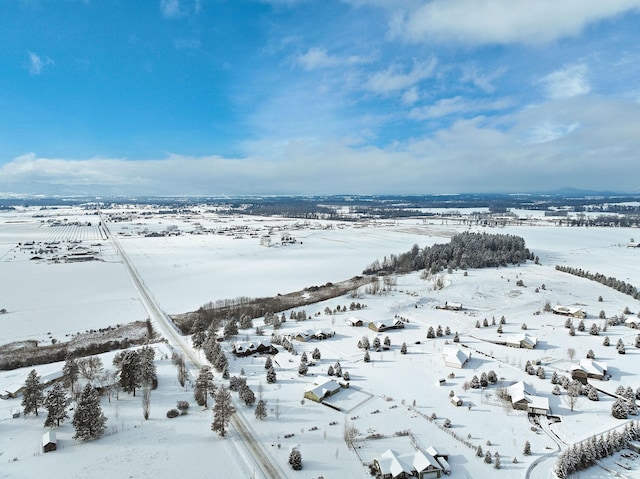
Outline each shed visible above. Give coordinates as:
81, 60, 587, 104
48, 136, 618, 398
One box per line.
42, 431, 57, 453
451, 396, 462, 407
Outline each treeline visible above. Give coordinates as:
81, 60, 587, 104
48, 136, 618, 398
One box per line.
364, 232, 532, 275
0, 321, 153, 371
174, 276, 376, 334
555, 265, 640, 300
555, 421, 640, 478
568, 214, 640, 227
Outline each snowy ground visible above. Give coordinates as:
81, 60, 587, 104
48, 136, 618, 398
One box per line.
1, 205, 640, 478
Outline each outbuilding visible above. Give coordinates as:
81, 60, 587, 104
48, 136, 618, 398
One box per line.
42, 431, 57, 453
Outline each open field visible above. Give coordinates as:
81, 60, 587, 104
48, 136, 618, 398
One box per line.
1, 205, 640, 478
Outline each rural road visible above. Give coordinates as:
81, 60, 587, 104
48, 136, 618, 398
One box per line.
100, 215, 286, 479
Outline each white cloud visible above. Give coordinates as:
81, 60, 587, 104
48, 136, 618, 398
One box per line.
295, 47, 373, 70
160, 0, 201, 18
387, 0, 640, 46
160, 0, 182, 18
540, 64, 591, 100
174, 38, 201, 50
408, 96, 513, 120
365, 58, 437, 94
26, 51, 54, 76
460, 65, 507, 93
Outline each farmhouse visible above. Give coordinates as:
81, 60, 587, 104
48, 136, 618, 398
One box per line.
373, 449, 443, 479
303, 376, 342, 403
280, 232, 296, 245
42, 431, 57, 453
231, 340, 277, 357
625, 317, 639, 329
505, 333, 537, 349
553, 305, 587, 319
506, 381, 550, 415
571, 359, 607, 384
441, 345, 471, 369
368, 319, 405, 332
436, 302, 463, 311
345, 317, 364, 327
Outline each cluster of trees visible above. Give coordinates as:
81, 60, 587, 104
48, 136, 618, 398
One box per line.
555, 422, 640, 478
192, 327, 229, 375
611, 385, 639, 419
364, 232, 532, 276
550, 372, 599, 404
555, 265, 640, 301
113, 346, 158, 397
179, 276, 376, 334
427, 325, 451, 338
22, 369, 107, 441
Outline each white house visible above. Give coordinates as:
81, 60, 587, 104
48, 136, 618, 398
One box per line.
506, 381, 550, 415
303, 377, 342, 403
442, 346, 471, 369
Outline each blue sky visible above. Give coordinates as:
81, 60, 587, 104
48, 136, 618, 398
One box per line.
1, 0, 640, 196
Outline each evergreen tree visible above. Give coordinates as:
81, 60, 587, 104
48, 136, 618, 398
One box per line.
298, 361, 308, 376
119, 349, 141, 397
476, 445, 483, 457
484, 450, 492, 463
255, 399, 267, 420
334, 361, 342, 377
603, 336, 610, 346
311, 347, 321, 360
453, 332, 459, 342
427, 326, 435, 338
62, 357, 79, 393
266, 367, 277, 384
264, 356, 273, 370
211, 386, 236, 437
22, 369, 44, 416
400, 342, 407, 354
364, 350, 370, 362
44, 383, 68, 427
138, 346, 157, 389
72, 384, 107, 441
213, 351, 228, 373
191, 329, 207, 349
612, 398, 628, 419
372, 337, 381, 349
239, 385, 256, 407
523, 441, 531, 455
289, 448, 303, 470
194, 366, 215, 407
223, 319, 238, 339
589, 323, 599, 336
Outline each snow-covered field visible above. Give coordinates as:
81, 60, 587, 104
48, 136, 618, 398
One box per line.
1, 205, 640, 479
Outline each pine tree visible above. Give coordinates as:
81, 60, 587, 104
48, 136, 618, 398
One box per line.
288, 448, 303, 470
311, 347, 321, 360
484, 450, 492, 463
298, 361, 308, 376
62, 357, 79, 393
612, 398, 628, 419
239, 385, 255, 407
264, 356, 273, 370
211, 386, 236, 437
22, 369, 44, 416
453, 332, 459, 342
364, 350, 370, 362
266, 367, 276, 383
44, 383, 68, 427
523, 440, 531, 455
194, 366, 215, 407
138, 346, 157, 389
73, 384, 107, 441
119, 349, 141, 397
476, 445, 483, 457
334, 361, 342, 377
255, 399, 267, 420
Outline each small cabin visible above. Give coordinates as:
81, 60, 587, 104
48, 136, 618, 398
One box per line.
42, 431, 57, 453
451, 396, 463, 407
